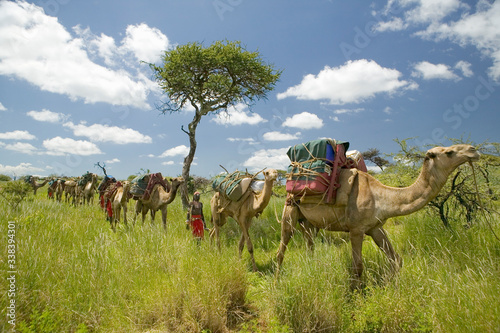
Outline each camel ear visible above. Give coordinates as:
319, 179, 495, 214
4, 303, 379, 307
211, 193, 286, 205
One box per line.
426, 151, 437, 159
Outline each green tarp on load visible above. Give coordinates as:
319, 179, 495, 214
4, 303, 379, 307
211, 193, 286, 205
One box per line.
130, 174, 149, 197
212, 171, 253, 201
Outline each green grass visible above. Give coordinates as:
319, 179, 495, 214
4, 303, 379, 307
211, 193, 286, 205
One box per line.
1, 186, 499, 332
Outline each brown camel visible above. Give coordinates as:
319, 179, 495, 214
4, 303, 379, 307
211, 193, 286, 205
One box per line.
55, 179, 66, 202
28, 176, 50, 195
276, 144, 480, 287
63, 179, 79, 205
109, 181, 131, 231
134, 177, 184, 229
210, 169, 278, 271
81, 173, 98, 205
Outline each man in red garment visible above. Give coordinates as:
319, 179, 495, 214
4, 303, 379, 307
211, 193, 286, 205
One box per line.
186, 192, 206, 241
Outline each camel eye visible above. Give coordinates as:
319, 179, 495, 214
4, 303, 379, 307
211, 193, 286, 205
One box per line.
446, 151, 454, 157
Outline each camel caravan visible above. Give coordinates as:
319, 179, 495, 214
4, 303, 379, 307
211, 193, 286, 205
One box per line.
30, 138, 480, 282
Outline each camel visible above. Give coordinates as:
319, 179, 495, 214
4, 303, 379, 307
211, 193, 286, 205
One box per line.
276, 144, 480, 287
210, 169, 278, 271
134, 177, 184, 229
63, 179, 79, 205
109, 181, 131, 231
27, 176, 50, 195
81, 173, 98, 205
55, 179, 66, 202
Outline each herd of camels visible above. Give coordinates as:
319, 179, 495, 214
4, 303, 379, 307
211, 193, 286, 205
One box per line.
30, 144, 480, 285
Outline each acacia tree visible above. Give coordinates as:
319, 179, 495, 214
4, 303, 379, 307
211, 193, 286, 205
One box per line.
149, 40, 281, 207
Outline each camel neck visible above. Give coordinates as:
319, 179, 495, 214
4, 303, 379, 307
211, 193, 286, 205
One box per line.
254, 179, 273, 211
375, 160, 450, 219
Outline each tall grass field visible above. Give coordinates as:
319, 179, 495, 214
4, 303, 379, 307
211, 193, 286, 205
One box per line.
1, 185, 499, 332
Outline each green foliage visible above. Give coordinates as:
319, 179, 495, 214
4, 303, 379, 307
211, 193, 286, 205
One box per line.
0, 173, 12, 181
149, 40, 282, 114
0, 179, 31, 210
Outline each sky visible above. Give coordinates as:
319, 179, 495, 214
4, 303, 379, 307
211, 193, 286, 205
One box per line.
0, 0, 499, 180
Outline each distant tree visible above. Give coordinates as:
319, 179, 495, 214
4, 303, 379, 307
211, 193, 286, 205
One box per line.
0, 174, 11, 181
148, 40, 282, 208
361, 148, 390, 171
0, 180, 31, 210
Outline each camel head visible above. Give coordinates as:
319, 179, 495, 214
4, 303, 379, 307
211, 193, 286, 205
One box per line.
425, 144, 480, 174
263, 169, 278, 182
170, 176, 185, 188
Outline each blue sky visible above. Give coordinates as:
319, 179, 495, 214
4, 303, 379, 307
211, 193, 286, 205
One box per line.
0, 0, 499, 179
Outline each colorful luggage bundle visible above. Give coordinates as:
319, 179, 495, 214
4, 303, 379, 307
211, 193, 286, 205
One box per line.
130, 173, 170, 200
286, 138, 366, 203
212, 170, 254, 202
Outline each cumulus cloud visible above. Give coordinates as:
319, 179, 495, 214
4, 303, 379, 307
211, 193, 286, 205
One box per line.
374, 17, 407, 32
27, 109, 68, 123
455, 60, 473, 77
105, 158, 120, 164
63, 122, 152, 144
120, 23, 169, 63
378, 1, 500, 80
0, 130, 36, 140
262, 131, 301, 141
0, 1, 167, 108
161, 161, 175, 165
243, 148, 290, 171
0, 162, 45, 176
43, 136, 103, 156
4, 142, 38, 154
412, 61, 460, 80
159, 145, 189, 158
227, 137, 256, 143
277, 59, 416, 105
212, 103, 267, 126
0, 102, 6, 111
282, 112, 324, 130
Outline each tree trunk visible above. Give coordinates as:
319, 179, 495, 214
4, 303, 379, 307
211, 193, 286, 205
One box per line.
181, 111, 202, 209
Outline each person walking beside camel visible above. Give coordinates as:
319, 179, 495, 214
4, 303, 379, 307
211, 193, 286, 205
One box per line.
186, 192, 206, 241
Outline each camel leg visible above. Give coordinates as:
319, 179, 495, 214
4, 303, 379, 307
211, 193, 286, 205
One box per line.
162, 207, 167, 230
367, 227, 402, 271
123, 203, 128, 226
349, 231, 365, 289
297, 220, 315, 252
238, 217, 257, 272
150, 210, 156, 225
276, 204, 300, 275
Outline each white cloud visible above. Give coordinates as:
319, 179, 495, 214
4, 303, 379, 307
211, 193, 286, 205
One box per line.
0, 130, 36, 140
383, 106, 393, 114
43, 136, 103, 156
333, 108, 365, 115
105, 158, 120, 164
4, 142, 38, 154
243, 148, 291, 171
63, 122, 152, 144
380, 1, 500, 80
161, 161, 175, 165
227, 137, 256, 143
0, 102, 6, 111
262, 131, 301, 141
159, 145, 189, 157
374, 17, 407, 32
0, 162, 45, 176
330, 116, 340, 122
282, 112, 324, 130
212, 103, 267, 126
455, 60, 473, 77
412, 61, 460, 80
277, 59, 416, 105
27, 109, 67, 123
120, 23, 169, 63
0, 1, 157, 108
